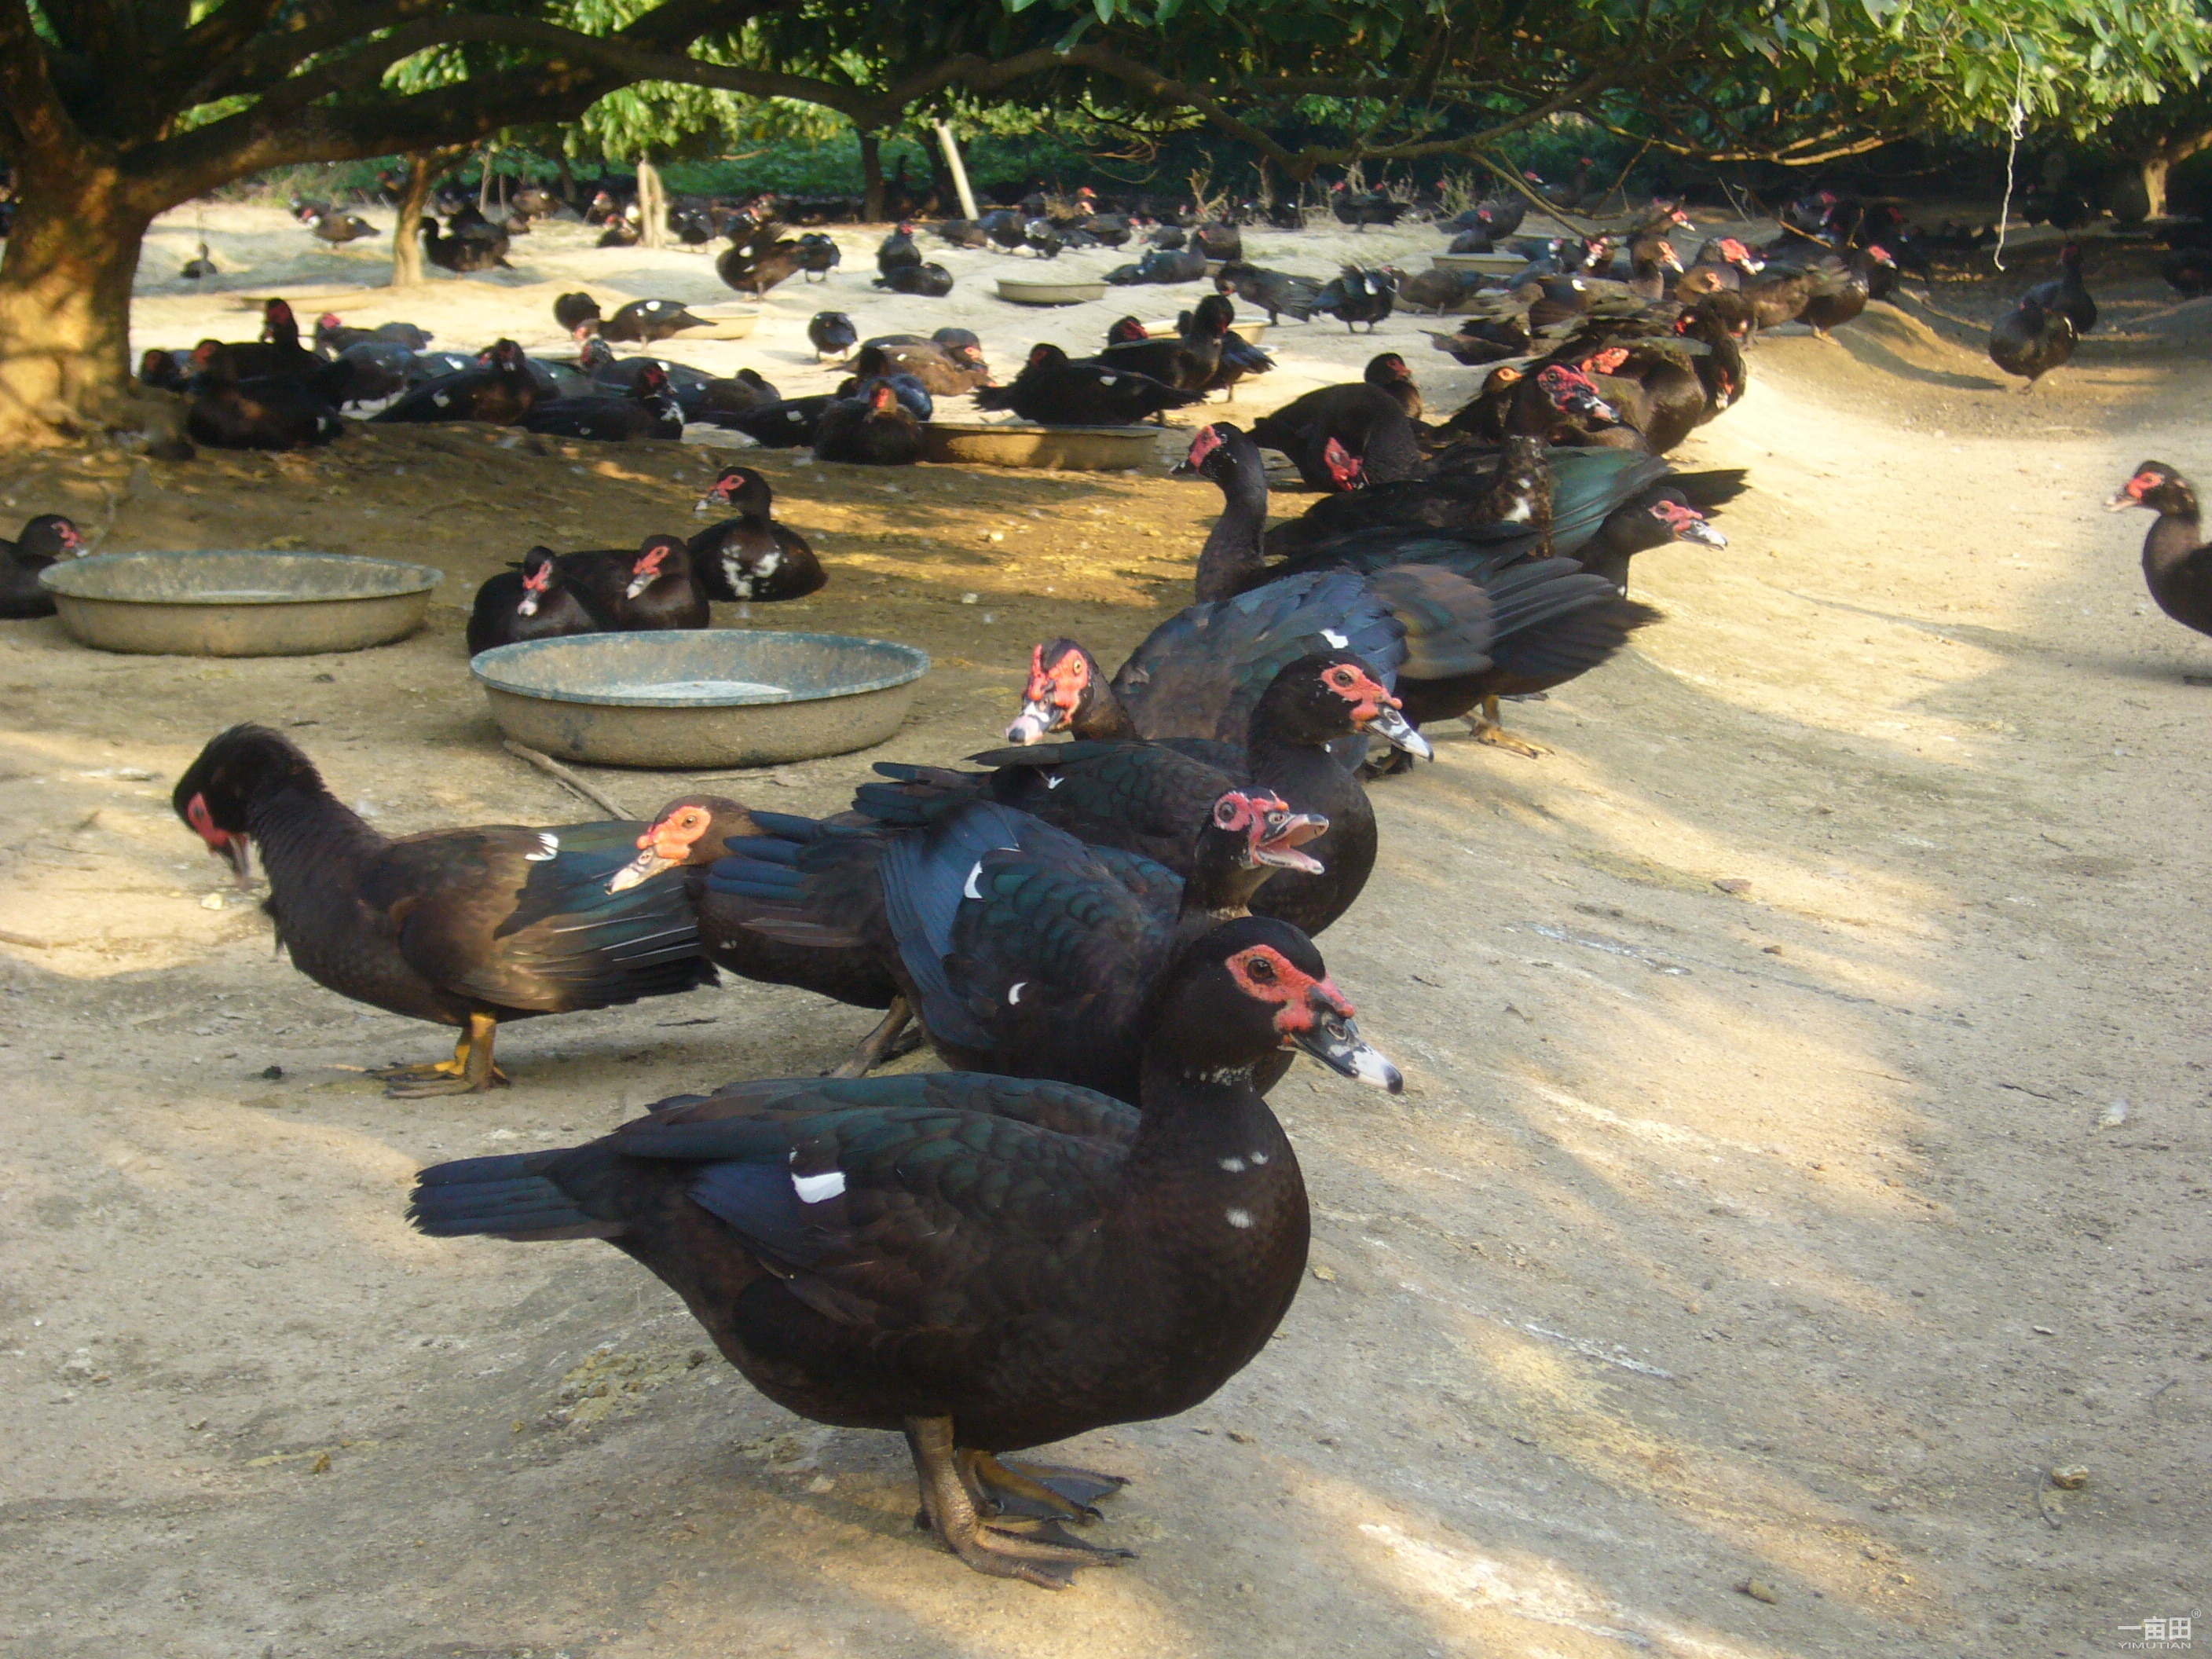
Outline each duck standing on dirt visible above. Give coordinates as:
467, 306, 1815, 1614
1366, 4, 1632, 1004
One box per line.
408, 916, 1395, 1585
0, 515, 86, 617
689, 467, 826, 602
807, 311, 858, 361
171, 726, 714, 1097
1987, 290, 2075, 391
2108, 462, 2212, 643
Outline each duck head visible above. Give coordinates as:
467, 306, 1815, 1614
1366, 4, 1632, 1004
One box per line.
1644, 493, 1728, 548
1108, 316, 1151, 345
698, 465, 768, 516
516, 546, 558, 616
1536, 364, 1619, 424
2108, 462, 2196, 516
1005, 639, 1105, 743
15, 515, 86, 564
1258, 651, 1432, 760
1209, 789, 1329, 876
1150, 916, 1401, 1092
172, 723, 322, 888
608, 796, 761, 892
1320, 437, 1365, 492
624, 535, 687, 600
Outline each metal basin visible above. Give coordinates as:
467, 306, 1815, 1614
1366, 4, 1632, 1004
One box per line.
996, 277, 1106, 306
39, 551, 441, 656
1142, 317, 1269, 344
1431, 252, 1528, 276
922, 422, 1163, 469
471, 629, 930, 768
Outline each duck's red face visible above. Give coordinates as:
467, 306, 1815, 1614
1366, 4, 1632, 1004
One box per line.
625, 540, 676, 599
518, 557, 553, 615
1867, 244, 1895, 266
1322, 438, 1364, 491
1212, 790, 1328, 873
1588, 346, 1630, 375
183, 792, 254, 884
1186, 424, 1226, 471
1319, 660, 1394, 725
1027, 342, 1056, 369
1228, 943, 1352, 1035
869, 385, 898, 413
1650, 498, 1727, 547
1006, 644, 1090, 743
1654, 240, 1683, 273
701, 468, 745, 507
317, 313, 342, 331
2108, 464, 2177, 511
1538, 364, 1618, 423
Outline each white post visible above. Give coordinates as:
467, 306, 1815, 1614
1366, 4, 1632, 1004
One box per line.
935, 121, 980, 222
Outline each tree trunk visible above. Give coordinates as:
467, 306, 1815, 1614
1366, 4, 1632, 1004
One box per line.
0, 155, 154, 443
2139, 156, 2170, 224
391, 152, 437, 287
637, 154, 665, 248
860, 132, 884, 222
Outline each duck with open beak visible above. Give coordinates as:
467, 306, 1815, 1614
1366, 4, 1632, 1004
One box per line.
181, 789, 255, 887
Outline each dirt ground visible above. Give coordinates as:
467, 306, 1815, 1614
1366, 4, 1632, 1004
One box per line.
1, 204, 2208, 1658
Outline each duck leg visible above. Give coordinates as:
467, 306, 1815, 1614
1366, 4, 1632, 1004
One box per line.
1463, 694, 1550, 759
824, 996, 917, 1079
383, 1012, 511, 1097
905, 1418, 1132, 1588
959, 1449, 1128, 1522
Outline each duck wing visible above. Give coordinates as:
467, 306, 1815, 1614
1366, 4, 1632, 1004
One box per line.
367, 822, 711, 1013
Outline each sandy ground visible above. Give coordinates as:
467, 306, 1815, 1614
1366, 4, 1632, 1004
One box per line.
1, 202, 2208, 1657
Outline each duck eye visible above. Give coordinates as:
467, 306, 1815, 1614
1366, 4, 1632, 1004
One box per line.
1244, 955, 1276, 983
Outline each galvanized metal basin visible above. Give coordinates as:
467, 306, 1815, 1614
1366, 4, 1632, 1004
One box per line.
471, 628, 930, 768
921, 422, 1163, 469
39, 551, 441, 656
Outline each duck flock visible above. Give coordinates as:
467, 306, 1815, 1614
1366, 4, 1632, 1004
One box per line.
8, 176, 2212, 1591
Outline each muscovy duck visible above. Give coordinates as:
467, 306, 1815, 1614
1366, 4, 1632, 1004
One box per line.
1988, 291, 2076, 391
173, 726, 713, 1095
689, 467, 826, 602
185, 342, 343, 450
814, 382, 923, 466
807, 310, 858, 361
1180, 423, 1660, 757
870, 651, 1419, 937
2027, 241, 2096, 335
594, 298, 711, 342
522, 363, 684, 442
797, 233, 841, 280
877, 222, 923, 279
1105, 247, 1207, 285
554, 534, 710, 631
0, 515, 86, 618
850, 339, 989, 396
1796, 246, 1896, 339
419, 214, 509, 272
1313, 266, 1397, 333
408, 914, 1393, 1585
973, 344, 1201, 427
371, 339, 540, 424
2108, 462, 2212, 642
873, 261, 956, 297
466, 546, 611, 652
1250, 384, 1425, 492
1213, 262, 1321, 324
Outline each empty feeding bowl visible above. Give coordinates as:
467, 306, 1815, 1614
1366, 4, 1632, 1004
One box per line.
996, 276, 1108, 306
39, 550, 442, 656
471, 629, 930, 768
1431, 252, 1528, 276
921, 423, 1163, 470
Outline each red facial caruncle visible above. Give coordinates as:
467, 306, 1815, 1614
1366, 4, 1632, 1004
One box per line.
1320, 659, 1397, 725
1322, 438, 1364, 489
1588, 346, 1629, 375
1185, 425, 1226, 470
1025, 644, 1088, 714
1226, 944, 1356, 1039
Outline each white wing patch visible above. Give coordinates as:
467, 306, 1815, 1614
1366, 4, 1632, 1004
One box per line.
790, 1165, 845, 1204
1008, 980, 1027, 1005
1224, 1207, 1254, 1229
1322, 629, 1349, 648
1043, 774, 1064, 790
524, 832, 559, 862
964, 860, 986, 899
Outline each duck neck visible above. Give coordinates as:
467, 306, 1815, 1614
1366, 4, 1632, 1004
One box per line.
1176, 851, 1266, 929
1194, 465, 1272, 603
1069, 683, 1144, 742
1127, 1053, 1289, 1177
244, 775, 388, 917
2146, 495, 2205, 573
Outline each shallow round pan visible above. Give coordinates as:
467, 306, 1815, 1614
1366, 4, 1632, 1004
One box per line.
1141, 317, 1269, 345
1431, 251, 1527, 276
471, 628, 930, 769
39, 551, 441, 657
922, 422, 1162, 470
997, 277, 1107, 306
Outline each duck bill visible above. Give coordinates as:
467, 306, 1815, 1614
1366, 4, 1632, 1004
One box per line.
2104, 491, 2142, 512
1005, 699, 1060, 745
607, 847, 679, 893
1361, 702, 1433, 760
625, 573, 656, 600
1677, 520, 1728, 548
1291, 1013, 1403, 1093
1254, 813, 1329, 873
